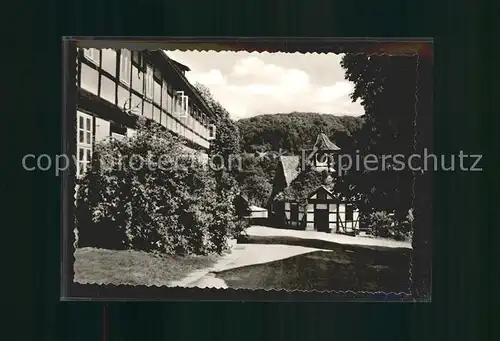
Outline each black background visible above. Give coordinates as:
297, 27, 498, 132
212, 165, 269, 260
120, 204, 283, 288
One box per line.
6, 0, 496, 340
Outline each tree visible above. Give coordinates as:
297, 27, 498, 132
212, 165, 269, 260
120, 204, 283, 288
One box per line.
237, 112, 364, 154
340, 53, 432, 298
339, 55, 418, 215
231, 153, 278, 208
194, 83, 249, 238
195, 83, 241, 168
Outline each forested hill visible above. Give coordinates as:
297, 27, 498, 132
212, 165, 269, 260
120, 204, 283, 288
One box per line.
236, 112, 365, 153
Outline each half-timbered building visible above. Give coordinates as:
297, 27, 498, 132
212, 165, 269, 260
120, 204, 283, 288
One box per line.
75, 48, 217, 178
269, 133, 361, 234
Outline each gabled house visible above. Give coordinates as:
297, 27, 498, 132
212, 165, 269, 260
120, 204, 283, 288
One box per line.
269, 133, 360, 234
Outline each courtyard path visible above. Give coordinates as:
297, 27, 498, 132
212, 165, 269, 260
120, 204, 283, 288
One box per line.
246, 225, 412, 249
168, 225, 411, 289
169, 243, 330, 289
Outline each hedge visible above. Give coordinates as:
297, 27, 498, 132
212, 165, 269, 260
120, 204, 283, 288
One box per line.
75, 118, 245, 255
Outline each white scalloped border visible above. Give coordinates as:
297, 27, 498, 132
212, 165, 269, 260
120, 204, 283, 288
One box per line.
67, 39, 428, 300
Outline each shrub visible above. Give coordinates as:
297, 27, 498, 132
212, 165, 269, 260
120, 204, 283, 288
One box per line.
362, 211, 395, 238
212, 170, 247, 238
75, 117, 242, 255
393, 209, 414, 241
361, 210, 413, 241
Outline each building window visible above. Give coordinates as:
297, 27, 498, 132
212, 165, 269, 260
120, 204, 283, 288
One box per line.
83, 48, 100, 65
162, 81, 168, 110
131, 65, 143, 94
166, 114, 173, 131
193, 119, 199, 134
153, 105, 161, 124
77, 111, 93, 177
185, 113, 191, 130
196, 109, 203, 132
154, 67, 162, 81
130, 94, 142, 115
200, 115, 206, 137
191, 109, 197, 132
101, 49, 117, 76
143, 100, 153, 119
174, 91, 189, 118
188, 108, 195, 130
80, 64, 99, 95
160, 112, 168, 128
117, 85, 130, 111
183, 95, 189, 117
168, 87, 175, 114
120, 49, 131, 85
153, 79, 162, 105
145, 65, 154, 99
208, 124, 216, 140
161, 90, 168, 112
132, 51, 142, 66
173, 94, 180, 117
99, 75, 116, 104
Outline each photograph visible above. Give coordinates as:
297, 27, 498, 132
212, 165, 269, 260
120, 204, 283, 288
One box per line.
64, 39, 433, 300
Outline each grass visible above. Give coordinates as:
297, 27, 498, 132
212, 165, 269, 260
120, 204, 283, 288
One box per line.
74, 247, 219, 286
216, 236, 412, 292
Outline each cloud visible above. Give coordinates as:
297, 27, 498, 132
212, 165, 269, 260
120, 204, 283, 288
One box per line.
166, 51, 365, 119
186, 69, 226, 86
316, 82, 355, 103
228, 57, 310, 97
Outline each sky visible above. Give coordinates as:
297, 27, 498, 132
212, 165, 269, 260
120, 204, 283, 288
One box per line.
166, 50, 364, 121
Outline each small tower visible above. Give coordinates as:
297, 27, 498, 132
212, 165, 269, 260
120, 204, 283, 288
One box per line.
309, 133, 340, 172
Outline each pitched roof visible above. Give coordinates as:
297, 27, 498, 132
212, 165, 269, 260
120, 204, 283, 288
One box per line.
308, 185, 335, 199
170, 59, 191, 72
313, 133, 341, 151
249, 205, 267, 212
161, 51, 191, 72
279, 155, 301, 186
159, 52, 215, 119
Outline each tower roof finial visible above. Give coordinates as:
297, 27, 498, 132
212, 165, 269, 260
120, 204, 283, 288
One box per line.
313, 133, 340, 151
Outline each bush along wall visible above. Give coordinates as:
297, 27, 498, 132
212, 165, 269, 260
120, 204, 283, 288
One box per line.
359, 210, 414, 241
75, 118, 244, 255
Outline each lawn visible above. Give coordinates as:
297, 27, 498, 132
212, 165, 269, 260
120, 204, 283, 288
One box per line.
74, 247, 219, 286
216, 236, 412, 292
